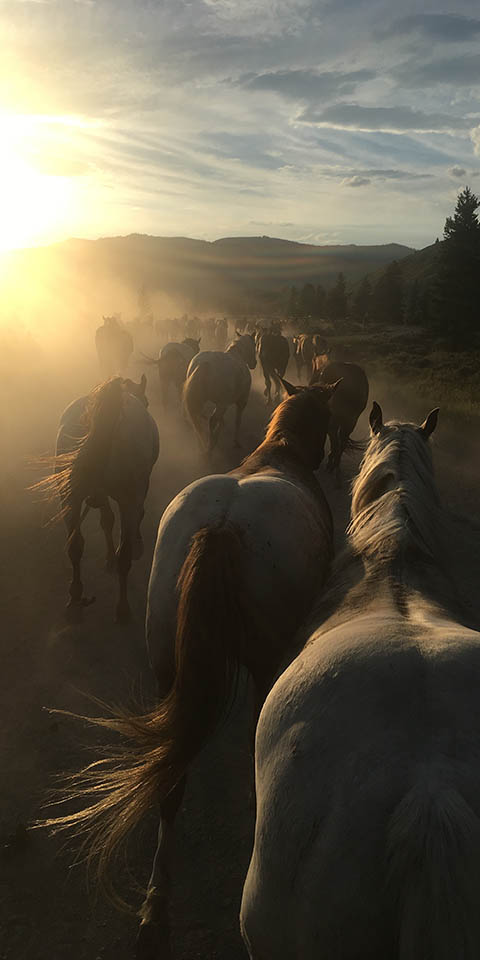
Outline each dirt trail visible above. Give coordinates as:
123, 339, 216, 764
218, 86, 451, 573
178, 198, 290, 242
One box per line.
1, 351, 479, 960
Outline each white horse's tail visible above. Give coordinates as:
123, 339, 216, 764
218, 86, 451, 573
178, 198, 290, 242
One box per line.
183, 362, 209, 448
387, 777, 480, 960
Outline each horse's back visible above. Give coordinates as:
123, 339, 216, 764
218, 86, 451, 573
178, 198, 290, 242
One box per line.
161, 341, 195, 364
243, 608, 480, 957
323, 361, 369, 413
187, 350, 250, 404
146, 470, 332, 682
109, 394, 159, 479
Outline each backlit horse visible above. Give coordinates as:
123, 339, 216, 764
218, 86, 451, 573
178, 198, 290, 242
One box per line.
143, 338, 200, 409
39, 376, 159, 622
95, 316, 133, 377
241, 402, 480, 960
183, 333, 257, 451
43, 380, 339, 958
311, 358, 369, 483
257, 329, 291, 404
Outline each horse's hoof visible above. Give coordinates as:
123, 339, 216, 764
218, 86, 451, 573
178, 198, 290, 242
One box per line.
136, 921, 172, 960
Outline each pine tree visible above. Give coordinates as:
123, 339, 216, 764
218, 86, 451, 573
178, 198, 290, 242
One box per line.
370, 261, 404, 325
436, 186, 480, 343
299, 283, 316, 318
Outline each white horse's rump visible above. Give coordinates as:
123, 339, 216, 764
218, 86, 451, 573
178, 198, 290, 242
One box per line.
183, 334, 256, 450
242, 404, 480, 960
147, 470, 331, 691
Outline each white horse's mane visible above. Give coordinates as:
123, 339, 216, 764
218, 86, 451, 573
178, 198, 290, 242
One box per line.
349, 422, 440, 565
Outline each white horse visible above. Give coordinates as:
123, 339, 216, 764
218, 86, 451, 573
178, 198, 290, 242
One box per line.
43, 376, 159, 622
241, 401, 480, 960
183, 332, 257, 451
42, 379, 340, 959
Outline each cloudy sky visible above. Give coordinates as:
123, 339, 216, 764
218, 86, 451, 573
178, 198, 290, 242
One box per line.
1, 0, 480, 249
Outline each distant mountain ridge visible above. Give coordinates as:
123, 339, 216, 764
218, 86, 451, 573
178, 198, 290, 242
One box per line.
2, 234, 415, 317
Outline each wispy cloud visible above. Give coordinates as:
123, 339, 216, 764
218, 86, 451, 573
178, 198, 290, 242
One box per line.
379, 13, 480, 43
299, 103, 471, 134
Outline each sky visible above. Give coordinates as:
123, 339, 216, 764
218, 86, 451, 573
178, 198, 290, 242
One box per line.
1, 0, 480, 250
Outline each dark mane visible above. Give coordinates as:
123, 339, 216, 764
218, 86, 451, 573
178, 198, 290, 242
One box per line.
31, 378, 125, 512
239, 386, 332, 476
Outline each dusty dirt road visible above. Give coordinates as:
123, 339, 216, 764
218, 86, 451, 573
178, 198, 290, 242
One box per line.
1, 344, 479, 960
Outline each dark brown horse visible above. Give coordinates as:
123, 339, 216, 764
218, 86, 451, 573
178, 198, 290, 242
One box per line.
154, 337, 201, 408
43, 379, 339, 958
311, 358, 369, 484
35, 376, 159, 623
257, 329, 291, 403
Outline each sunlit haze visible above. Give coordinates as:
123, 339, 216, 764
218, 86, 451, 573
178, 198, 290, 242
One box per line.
2, 0, 480, 251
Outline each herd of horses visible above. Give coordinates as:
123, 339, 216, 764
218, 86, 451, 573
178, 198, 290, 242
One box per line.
36, 315, 480, 960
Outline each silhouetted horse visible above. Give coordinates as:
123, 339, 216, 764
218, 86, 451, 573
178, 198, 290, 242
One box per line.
257, 329, 291, 403
37, 376, 159, 622
183, 333, 257, 452
240, 404, 480, 960
43, 379, 340, 958
311, 358, 369, 483
150, 338, 200, 409
95, 317, 133, 377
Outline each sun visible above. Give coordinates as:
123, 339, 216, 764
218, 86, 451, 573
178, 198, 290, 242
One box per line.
0, 115, 79, 252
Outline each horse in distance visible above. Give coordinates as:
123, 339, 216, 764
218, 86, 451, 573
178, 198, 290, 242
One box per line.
42, 379, 339, 959
36, 375, 159, 623
241, 402, 480, 960
183, 332, 257, 452
155, 337, 201, 409
95, 316, 133, 377
257, 327, 291, 404
293, 332, 328, 381
311, 358, 369, 484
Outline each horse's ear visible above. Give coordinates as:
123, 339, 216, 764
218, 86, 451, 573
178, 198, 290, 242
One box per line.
140, 373, 147, 392
369, 401, 383, 435
325, 378, 342, 395
419, 408, 439, 439
279, 377, 300, 396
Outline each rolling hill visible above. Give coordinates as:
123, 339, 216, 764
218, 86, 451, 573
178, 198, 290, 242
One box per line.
0, 234, 414, 319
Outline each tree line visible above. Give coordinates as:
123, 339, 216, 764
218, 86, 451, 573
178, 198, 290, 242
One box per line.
285, 187, 480, 345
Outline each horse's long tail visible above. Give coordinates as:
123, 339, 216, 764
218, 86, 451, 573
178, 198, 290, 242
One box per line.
387, 777, 480, 959
183, 362, 209, 447
39, 525, 250, 883
31, 377, 125, 512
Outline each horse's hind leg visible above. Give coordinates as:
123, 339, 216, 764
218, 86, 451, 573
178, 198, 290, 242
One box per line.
136, 777, 186, 960
208, 404, 226, 452
116, 504, 133, 623
65, 504, 94, 621
99, 498, 116, 572
262, 367, 272, 404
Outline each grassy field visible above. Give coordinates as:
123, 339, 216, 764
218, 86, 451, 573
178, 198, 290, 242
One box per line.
328, 328, 480, 424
